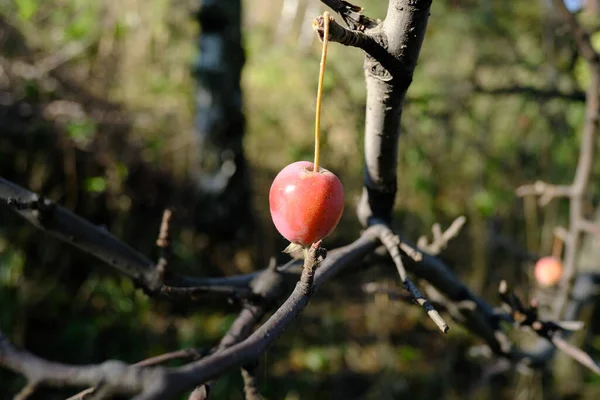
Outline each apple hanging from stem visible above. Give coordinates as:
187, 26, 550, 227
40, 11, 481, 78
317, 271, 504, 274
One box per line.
269, 12, 344, 251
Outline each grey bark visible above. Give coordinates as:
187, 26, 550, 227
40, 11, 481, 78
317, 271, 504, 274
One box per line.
357, 0, 432, 226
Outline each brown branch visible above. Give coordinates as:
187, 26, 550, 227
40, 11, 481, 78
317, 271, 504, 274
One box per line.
313, 15, 402, 74
319, 0, 378, 30
66, 348, 206, 400
14, 383, 37, 400
3, 216, 597, 398
549, 0, 600, 319
497, 281, 600, 376
379, 227, 449, 333
0, 177, 161, 291
551, 336, 600, 375
241, 362, 262, 400
137, 241, 333, 399
155, 209, 173, 274
190, 262, 288, 399
515, 2, 600, 326
0, 176, 267, 303
516, 181, 572, 206
0, 330, 161, 395
577, 219, 600, 238
417, 216, 467, 255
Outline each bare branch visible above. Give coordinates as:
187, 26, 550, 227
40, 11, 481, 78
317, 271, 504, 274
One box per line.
379, 227, 449, 333
241, 366, 262, 400
417, 216, 467, 255
549, 0, 600, 319
577, 219, 600, 238
66, 348, 206, 400
0, 330, 162, 395
358, 0, 433, 226
319, 0, 378, 30
14, 383, 37, 400
313, 15, 402, 74
0, 177, 161, 291
516, 181, 572, 206
155, 209, 173, 274
0, 177, 265, 303
551, 336, 600, 375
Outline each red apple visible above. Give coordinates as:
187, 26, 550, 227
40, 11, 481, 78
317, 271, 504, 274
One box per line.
269, 161, 344, 247
534, 256, 563, 287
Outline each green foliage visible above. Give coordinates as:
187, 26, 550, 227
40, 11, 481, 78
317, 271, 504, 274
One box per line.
15, 0, 38, 22
2, 0, 600, 399
84, 176, 107, 193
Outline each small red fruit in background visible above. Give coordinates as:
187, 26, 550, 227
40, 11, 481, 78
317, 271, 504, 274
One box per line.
269, 12, 344, 250
269, 161, 344, 247
534, 256, 563, 287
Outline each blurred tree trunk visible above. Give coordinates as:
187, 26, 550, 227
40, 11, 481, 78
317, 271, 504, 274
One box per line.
192, 0, 252, 240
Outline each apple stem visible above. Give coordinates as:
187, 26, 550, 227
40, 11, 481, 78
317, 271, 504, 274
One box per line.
313, 11, 330, 173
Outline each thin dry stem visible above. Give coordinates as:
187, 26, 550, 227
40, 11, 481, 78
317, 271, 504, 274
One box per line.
313, 11, 330, 172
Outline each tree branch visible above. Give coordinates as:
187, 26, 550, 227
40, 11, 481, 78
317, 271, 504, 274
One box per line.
474, 84, 586, 102
0, 177, 267, 303
358, 0, 432, 226
0, 177, 161, 291
0, 331, 163, 395
517, 1, 600, 322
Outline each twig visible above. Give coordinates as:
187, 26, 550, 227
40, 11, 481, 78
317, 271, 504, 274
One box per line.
549, 0, 600, 319
319, 0, 378, 30
14, 382, 37, 400
516, 181, 572, 206
191, 265, 286, 399
0, 177, 266, 303
241, 362, 262, 400
156, 209, 173, 276
312, 15, 400, 74
551, 336, 600, 375
497, 280, 600, 375
379, 227, 449, 333
417, 216, 467, 255
139, 241, 332, 399
362, 282, 448, 312
0, 330, 159, 395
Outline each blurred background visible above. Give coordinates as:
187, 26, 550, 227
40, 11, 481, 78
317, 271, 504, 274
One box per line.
1, 0, 600, 398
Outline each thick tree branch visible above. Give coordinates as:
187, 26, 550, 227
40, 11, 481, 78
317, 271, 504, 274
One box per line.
0, 177, 266, 303
191, 264, 285, 399
67, 348, 206, 400
358, 0, 432, 225
3, 206, 599, 398
0, 177, 161, 290
0, 331, 163, 395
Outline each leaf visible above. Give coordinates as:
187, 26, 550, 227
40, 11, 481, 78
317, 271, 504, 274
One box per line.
16, 0, 38, 22
84, 176, 107, 193
473, 190, 495, 217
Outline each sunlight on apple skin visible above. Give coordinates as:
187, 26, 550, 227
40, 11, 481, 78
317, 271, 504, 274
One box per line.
269, 161, 344, 247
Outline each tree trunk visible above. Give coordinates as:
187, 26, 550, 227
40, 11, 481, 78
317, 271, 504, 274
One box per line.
192, 0, 252, 240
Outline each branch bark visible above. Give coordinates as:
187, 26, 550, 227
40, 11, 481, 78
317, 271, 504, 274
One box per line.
359, 0, 432, 225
